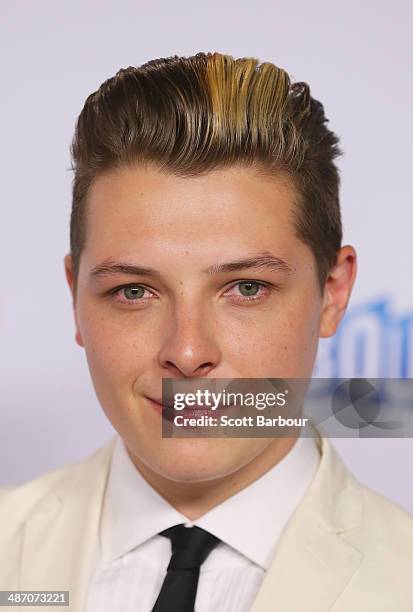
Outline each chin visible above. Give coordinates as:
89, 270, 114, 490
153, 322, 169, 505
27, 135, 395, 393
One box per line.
155, 462, 236, 484
145, 436, 261, 483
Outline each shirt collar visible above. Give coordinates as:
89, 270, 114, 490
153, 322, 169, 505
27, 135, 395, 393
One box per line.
101, 431, 320, 570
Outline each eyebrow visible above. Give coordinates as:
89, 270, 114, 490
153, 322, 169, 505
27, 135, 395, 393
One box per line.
90, 261, 162, 279
89, 252, 293, 280
203, 253, 293, 275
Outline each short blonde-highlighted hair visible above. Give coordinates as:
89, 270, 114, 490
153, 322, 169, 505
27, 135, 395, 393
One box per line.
70, 52, 342, 290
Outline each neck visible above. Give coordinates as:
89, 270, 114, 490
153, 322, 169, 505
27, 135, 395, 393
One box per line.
126, 437, 297, 521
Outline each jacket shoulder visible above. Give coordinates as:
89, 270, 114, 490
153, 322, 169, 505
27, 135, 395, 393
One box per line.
1, 460, 73, 494
318, 436, 413, 544
0, 437, 117, 525
357, 479, 413, 545
331, 479, 413, 609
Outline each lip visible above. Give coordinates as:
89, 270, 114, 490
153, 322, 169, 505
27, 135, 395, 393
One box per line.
150, 397, 174, 408
146, 396, 235, 419
146, 397, 171, 416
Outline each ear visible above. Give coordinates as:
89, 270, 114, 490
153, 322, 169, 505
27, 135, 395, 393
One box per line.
64, 253, 84, 347
319, 245, 357, 338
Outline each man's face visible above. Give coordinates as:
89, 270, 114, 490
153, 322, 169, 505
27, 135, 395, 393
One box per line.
65, 164, 354, 482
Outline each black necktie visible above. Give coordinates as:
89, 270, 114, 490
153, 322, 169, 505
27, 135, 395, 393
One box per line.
150, 523, 221, 612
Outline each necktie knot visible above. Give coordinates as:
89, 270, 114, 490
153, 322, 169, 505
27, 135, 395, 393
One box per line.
160, 524, 220, 570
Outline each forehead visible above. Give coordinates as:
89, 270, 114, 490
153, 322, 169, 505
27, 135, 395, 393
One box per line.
85, 164, 300, 248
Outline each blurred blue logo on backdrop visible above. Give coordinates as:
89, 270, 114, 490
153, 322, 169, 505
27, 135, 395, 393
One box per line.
314, 297, 413, 378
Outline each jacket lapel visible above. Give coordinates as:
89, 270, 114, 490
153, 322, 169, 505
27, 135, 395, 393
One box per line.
250, 436, 364, 612
19, 436, 117, 611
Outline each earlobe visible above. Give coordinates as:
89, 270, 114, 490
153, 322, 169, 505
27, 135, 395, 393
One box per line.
319, 304, 341, 337
75, 329, 84, 347
319, 245, 357, 338
63, 253, 84, 348
64, 253, 75, 295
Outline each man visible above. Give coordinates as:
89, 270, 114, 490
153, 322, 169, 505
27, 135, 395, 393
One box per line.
0, 52, 412, 611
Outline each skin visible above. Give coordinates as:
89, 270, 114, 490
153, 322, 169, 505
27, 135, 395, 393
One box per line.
65, 163, 356, 520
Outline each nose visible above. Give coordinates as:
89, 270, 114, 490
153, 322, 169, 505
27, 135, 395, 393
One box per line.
158, 304, 222, 378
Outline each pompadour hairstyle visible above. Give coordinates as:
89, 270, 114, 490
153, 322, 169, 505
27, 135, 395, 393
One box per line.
70, 51, 343, 291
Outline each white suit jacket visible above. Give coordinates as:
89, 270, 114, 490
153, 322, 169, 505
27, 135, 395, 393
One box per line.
1, 434, 412, 611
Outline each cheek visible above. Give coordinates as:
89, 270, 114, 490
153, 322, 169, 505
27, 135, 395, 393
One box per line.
276, 297, 320, 375
224, 293, 321, 377
76, 300, 155, 391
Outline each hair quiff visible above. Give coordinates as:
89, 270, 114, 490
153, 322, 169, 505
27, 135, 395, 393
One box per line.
70, 51, 343, 290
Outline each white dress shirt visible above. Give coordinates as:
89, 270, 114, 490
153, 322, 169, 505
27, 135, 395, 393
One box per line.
86, 433, 320, 612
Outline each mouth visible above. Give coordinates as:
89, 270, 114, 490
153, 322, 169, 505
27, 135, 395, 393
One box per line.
145, 396, 235, 421
146, 397, 174, 419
